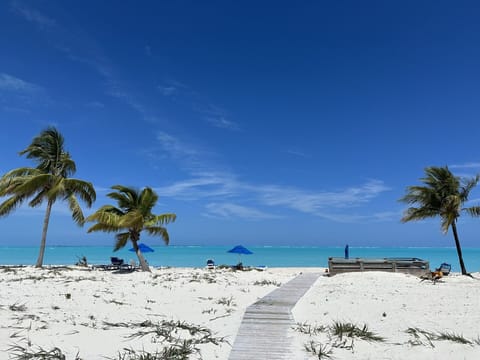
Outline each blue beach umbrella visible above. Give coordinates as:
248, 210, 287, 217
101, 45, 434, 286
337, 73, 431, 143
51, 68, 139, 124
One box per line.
227, 245, 253, 265
129, 243, 154, 253
227, 245, 253, 255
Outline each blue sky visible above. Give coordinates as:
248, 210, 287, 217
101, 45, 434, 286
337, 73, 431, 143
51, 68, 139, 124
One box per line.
1, 0, 480, 248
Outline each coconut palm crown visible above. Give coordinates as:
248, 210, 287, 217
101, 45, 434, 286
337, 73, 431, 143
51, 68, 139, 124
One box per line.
86, 185, 176, 272
0, 127, 96, 267
399, 166, 480, 275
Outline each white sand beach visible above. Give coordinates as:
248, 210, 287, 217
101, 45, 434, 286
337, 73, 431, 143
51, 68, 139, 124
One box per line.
0, 267, 479, 359
293, 271, 480, 360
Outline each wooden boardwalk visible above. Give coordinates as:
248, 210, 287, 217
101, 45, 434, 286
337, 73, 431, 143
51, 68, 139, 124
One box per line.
228, 272, 321, 360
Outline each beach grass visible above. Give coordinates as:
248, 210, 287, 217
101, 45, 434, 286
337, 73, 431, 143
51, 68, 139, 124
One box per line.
304, 340, 333, 359
331, 321, 385, 342
406, 327, 474, 346
8, 343, 81, 360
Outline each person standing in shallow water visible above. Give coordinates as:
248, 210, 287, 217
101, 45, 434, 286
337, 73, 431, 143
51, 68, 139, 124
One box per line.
344, 244, 349, 259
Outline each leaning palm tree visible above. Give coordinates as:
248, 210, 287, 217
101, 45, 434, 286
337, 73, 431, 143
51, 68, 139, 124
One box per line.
0, 127, 96, 268
86, 185, 176, 272
399, 166, 480, 275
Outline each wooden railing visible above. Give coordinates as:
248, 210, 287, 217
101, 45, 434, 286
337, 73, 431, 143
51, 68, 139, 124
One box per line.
328, 257, 430, 276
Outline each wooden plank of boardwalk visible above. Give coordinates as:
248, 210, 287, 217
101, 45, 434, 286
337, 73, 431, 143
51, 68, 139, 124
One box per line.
228, 272, 321, 360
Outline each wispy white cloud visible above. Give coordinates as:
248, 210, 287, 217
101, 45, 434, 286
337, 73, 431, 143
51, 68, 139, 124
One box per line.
450, 162, 480, 169
196, 104, 240, 131
153, 131, 238, 179
311, 209, 400, 223
0, 73, 42, 93
85, 101, 105, 109
158, 85, 177, 96
11, 0, 56, 29
204, 202, 281, 220
0, 73, 47, 112
150, 131, 392, 222
157, 80, 189, 97
155, 172, 239, 199
157, 80, 239, 131
157, 131, 199, 160
253, 180, 390, 213
205, 116, 240, 130
284, 148, 310, 158
371, 210, 402, 222
10, 1, 159, 124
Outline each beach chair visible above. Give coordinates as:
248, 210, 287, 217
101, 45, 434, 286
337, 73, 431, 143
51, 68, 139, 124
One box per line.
436, 262, 451, 276
111, 257, 124, 266
92, 257, 126, 271
233, 262, 244, 271
109, 257, 125, 270
206, 259, 216, 269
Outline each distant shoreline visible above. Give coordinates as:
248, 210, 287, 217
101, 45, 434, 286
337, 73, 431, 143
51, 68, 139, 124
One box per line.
1, 246, 480, 272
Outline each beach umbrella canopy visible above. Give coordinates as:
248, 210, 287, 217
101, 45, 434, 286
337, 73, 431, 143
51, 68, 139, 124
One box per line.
129, 243, 154, 253
227, 245, 253, 255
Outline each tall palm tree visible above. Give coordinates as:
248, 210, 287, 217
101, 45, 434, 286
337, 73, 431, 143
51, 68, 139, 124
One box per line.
399, 166, 480, 275
0, 127, 96, 268
86, 185, 176, 272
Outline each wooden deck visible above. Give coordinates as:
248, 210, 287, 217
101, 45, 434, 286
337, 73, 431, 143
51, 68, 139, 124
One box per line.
228, 272, 321, 360
328, 257, 430, 276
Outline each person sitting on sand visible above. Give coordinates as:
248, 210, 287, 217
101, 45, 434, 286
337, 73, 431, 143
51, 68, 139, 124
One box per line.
421, 270, 443, 284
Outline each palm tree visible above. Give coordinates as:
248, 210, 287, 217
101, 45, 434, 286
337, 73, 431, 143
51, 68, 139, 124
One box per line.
86, 185, 176, 272
399, 166, 480, 275
0, 127, 96, 268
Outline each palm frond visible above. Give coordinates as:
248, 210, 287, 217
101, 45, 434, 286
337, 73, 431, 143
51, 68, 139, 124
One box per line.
46, 177, 66, 200
138, 187, 158, 214
28, 188, 48, 207
86, 205, 124, 226
67, 194, 85, 225
0, 195, 27, 217
114, 232, 131, 251
0, 167, 42, 180
20, 127, 66, 172
148, 213, 177, 226
440, 213, 456, 234
62, 178, 96, 206
87, 223, 121, 233
109, 185, 139, 210
119, 210, 144, 229
145, 226, 170, 245
464, 206, 480, 217
14, 174, 53, 198
401, 207, 438, 223
460, 175, 480, 201
59, 152, 76, 177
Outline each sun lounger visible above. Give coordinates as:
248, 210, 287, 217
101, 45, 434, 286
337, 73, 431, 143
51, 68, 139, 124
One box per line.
254, 265, 267, 271
92, 257, 129, 271
206, 259, 216, 269
111, 257, 124, 266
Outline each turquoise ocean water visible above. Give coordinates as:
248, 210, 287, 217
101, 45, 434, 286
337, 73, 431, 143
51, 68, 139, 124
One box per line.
0, 246, 480, 272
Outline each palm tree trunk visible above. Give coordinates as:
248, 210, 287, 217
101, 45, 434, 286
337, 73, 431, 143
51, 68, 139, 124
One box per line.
451, 221, 468, 275
36, 199, 53, 268
132, 240, 151, 272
